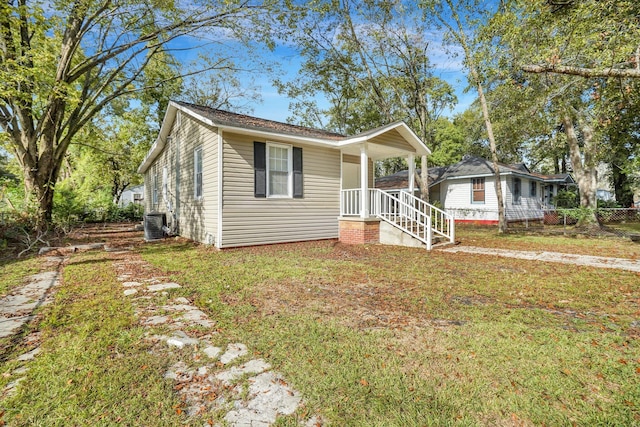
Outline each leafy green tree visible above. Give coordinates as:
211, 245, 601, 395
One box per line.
598, 79, 640, 207
421, 0, 507, 232
487, 0, 640, 225
277, 0, 456, 201
68, 105, 155, 207
178, 58, 263, 114
520, 0, 640, 79
429, 116, 489, 166
0, 0, 276, 230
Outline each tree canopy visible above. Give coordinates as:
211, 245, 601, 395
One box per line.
0, 0, 277, 228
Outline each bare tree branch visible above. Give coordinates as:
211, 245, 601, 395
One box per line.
522, 63, 640, 78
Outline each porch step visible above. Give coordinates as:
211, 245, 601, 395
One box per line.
392, 219, 450, 241
380, 221, 448, 249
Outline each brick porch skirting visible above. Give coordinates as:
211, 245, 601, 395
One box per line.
338, 217, 380, 245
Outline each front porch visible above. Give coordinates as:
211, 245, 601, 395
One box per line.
334, 121, 454, 250
338, 188, 455, 250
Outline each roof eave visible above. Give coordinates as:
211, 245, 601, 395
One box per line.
337, 122, 431, 156
137, 101, 343, 173
137, 103, 179, 173
215, 125, 342, 147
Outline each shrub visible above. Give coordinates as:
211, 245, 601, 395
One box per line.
553, 189, 579, 208
596, 198, 621, 209
117, 203, 144, 221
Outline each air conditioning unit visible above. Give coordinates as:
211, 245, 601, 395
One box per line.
144, 212, 166, 241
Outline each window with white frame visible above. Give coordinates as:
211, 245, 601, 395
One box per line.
530, 180, 537, 197
472, 177, 485, 203
194, 147, 203, 199
267, 143, 292, 197
152, 171, 158, 205
162, 166, 168, 201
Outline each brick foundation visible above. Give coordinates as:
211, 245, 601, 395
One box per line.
338, 217, 380, 245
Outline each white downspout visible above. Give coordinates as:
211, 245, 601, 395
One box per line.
216, 131, 224, 249
339, 152, 344, 216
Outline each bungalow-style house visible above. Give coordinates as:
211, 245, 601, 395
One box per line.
137, 101, 454, 249
118, 184, 144, 207
375, 156, 575, 224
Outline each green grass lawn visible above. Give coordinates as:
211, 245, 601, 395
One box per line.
1, 226, 638, 425
138, 233, 639, 426
1, 251, 184, 426
0, 256, 42, 297
609, 222, 640, 234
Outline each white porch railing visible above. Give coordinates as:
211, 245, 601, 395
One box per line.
340, 188, 455, 250
398, 190, 454, 242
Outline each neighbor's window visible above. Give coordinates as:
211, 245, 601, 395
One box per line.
267, 143, 292, 197
194, 146, 203, 199
472, 178, 485, 203
530, 180, 537, 197
513, 177, 521, 205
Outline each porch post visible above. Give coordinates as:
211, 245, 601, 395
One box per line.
407, 153, 415, 194
360, 145, 369, 218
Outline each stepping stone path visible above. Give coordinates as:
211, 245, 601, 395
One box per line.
1, 256, 65, 397
112, 253, 320, 426
0, 257, 64, 339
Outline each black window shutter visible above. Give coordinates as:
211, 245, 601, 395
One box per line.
293, 147, 303, 198
254, 142, 266, 198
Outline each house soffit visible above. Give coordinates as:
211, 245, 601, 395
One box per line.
338, 122, 430, 159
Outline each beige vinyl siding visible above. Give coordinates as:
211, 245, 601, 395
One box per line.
342, 154, 359, 164
222, 132, 340, 247
144, 140, 172, 216
143, 113, 218, 244
341, 154, 374, 188
143, 168, 154, 213
370, 129, 414, 153
173, 113, 218, 243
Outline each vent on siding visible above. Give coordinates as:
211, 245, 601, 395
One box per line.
144, 212, 166, 241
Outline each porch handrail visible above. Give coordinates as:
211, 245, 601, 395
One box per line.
399, 190, 455, 243
373, 189, 433, 249
340, 188, 455, 249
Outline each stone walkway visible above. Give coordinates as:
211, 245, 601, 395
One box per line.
2, 247, 319, 426
1, 256, 65, 397
0, 256, 65, 339
112, 253, 320, 426
439, 246, 640, 273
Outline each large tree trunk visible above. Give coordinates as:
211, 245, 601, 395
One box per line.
562, 114, 600, 227
24, 167, 57, 231
19, 127, 66, 232
476, 81, 507, 233
442, 0, 507, 233
419, 155, 429, 203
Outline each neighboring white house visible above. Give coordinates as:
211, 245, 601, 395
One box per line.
118, 184, 144, 207
375, 156, 575, 224
137, 101, 450, 249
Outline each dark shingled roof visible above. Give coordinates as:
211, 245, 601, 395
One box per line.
375, 156, 574, 189
175, 101, 345, 141
374, 167, 448, 190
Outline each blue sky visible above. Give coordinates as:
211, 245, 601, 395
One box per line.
247, 45, 475, 124
169, 12, 477, 126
